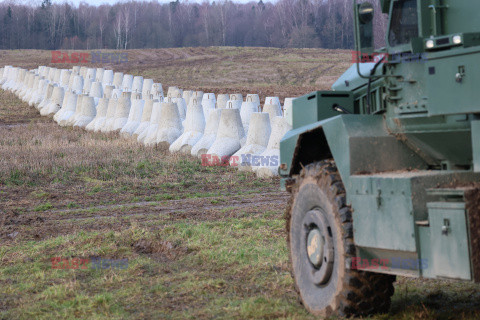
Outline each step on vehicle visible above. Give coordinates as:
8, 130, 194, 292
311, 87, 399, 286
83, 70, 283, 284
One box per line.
279, 0, 480, 316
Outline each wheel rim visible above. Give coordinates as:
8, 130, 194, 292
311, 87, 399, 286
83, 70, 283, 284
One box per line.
303, 209, 334, 285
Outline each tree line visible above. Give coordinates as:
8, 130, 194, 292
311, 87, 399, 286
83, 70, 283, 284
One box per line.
0, 0, 387, 50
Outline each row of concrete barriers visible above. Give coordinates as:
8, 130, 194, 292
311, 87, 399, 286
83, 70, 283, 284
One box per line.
0, 65, 293, 177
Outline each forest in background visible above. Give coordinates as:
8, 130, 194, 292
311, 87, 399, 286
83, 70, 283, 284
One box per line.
0, 0, 387, 50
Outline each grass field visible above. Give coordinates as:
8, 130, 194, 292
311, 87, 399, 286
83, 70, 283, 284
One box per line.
1, 48, 480, 319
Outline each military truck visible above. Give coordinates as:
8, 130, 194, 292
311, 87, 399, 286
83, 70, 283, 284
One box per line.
279, 0, 480, 316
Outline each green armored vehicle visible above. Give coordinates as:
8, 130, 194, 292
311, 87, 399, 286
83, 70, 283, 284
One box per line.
279, 0, 480, 316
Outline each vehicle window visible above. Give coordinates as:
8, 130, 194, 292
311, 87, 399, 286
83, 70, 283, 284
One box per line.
388, 0, 418, 47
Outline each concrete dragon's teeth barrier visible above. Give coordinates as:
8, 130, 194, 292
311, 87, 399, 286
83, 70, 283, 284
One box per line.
240, 96, 260, 135
58, 93, 78, 126
231, 112, 271, 171
169, 98, 205, 154
206, 108, 245, 160
38, 83, 55, 112
143, 101, 163, 146
42, 86, 64, 116
112, 92, 132, 131
113, 72, 124, 89
254, 116, 291, 178
86, 97, 109, 132
64, 94, 83, 126
102, 91, 122, 132
191, 108, 221, 158
133, 97, 157, 139
131, 76, 144, 95
2, 65, 295, 177
216, 94, 229, 109
102, 70, 114, 89
201, 93, 216, 119
120, 96, 144, 137
155, 101, 184, 148
73, 95, 97, 128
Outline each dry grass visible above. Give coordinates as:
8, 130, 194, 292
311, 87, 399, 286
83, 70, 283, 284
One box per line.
0, 121, 168, 183
0, 88, 275, 216
1, 123, 138, 173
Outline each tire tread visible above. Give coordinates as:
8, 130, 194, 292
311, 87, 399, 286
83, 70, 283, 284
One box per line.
285, 160, 395, 317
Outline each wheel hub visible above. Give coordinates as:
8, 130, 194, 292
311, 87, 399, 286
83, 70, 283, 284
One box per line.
307, 228, 324, 267
303, 209, 334, 285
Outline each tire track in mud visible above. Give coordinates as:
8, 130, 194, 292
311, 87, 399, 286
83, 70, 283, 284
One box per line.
53, 191, 288, 221
2, 192, 289, 241
5, 191, 289, 224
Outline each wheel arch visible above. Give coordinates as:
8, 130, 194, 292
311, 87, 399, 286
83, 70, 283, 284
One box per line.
290, 126, 332, 176
280, 119, 335, 178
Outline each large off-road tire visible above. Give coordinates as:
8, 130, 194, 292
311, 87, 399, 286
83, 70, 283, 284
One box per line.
286, 160, 395, 317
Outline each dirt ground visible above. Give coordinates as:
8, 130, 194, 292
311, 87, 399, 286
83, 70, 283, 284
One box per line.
1, 48, 480, 319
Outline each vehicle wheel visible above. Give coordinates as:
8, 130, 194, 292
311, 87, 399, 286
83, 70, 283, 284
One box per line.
285, 160, 395, 317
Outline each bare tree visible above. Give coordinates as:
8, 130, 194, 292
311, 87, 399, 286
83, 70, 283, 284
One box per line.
0, 0, 388, 50
113, 12, 122, 49
122, 6, 130, 49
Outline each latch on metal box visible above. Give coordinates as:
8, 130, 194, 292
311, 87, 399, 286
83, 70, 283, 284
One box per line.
441, 218, 450, 235
456, 66, 465, 83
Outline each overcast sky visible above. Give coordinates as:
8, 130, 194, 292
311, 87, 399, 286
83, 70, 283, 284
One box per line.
1, 0, 269, 6
46, 0, 269, 5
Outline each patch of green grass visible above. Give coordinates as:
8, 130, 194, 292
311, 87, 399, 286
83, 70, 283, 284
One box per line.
187, 191, 219, 199
210, 197, 228, 204
59, 206, 103, 216
134, 159, 164, 179
87, 185, 102, 195
67, 202, 78, 209
34, 202, 53, 212
153, 193, 178, 201
220, 206, 235, 213
5, 169, 27, 186
1, 214, 306, 319
31, 190, 49, 199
